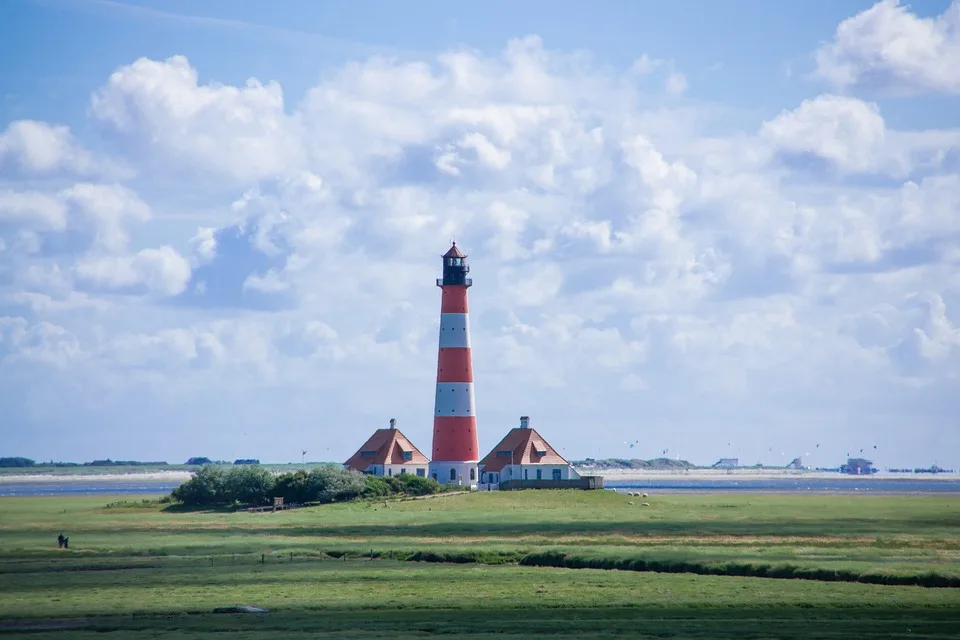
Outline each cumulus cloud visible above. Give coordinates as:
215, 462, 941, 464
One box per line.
74, 246, 191, 296
91, 55, 303, 182
813, 0, 960, 95
759, 94, 960, 176
0, 120, 96, 175
1, 27, 957, 465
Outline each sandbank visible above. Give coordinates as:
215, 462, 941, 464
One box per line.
0, 470, 194, 484
587, 468, 960, 482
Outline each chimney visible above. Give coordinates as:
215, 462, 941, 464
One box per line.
519, 415, 530, 429
389, 418, 397, 430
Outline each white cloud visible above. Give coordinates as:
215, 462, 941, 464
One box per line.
74, 246, 192, 296
0, 120, 96, 175
90, 55, 302, 181
760, 94, 892, 175
665, 72, 688, 95
813, 0, 960, 95
1, 30, 957, 467
759, 94, 960, 175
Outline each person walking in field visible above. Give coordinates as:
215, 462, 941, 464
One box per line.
57, 533, 64, 548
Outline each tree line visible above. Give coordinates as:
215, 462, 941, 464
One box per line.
170, 464, 452, 508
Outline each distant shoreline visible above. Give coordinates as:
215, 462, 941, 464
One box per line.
0, 466, 957, 485
589, 468, 960, 482
0, 470, 195, 484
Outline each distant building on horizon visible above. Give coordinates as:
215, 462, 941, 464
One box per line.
840, 458, 877, 475
343, 418, 430, 478
478, 416, 580, 485
712, 458, 739, 469
786, 457, 804, 470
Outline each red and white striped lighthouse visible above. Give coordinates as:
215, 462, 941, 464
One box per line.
430, 242, 480, 486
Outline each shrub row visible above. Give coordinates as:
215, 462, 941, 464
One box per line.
518, 550, 960, 589
170, 464, 451, 508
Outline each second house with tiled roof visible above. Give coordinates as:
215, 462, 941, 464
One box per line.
478, 415, 580, 485
343, 419, 431, 478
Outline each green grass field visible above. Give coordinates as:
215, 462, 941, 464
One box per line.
1, 491, 958, 638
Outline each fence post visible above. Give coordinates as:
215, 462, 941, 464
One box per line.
290, 552, 293, 563
261, 553, 265, 565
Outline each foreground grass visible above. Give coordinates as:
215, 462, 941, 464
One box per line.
1, 491, 958, 638
1, 560, 958, 638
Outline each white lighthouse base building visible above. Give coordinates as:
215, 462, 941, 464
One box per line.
430, 461, 479, 488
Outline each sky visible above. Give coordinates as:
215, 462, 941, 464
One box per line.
1, 0, 958, 469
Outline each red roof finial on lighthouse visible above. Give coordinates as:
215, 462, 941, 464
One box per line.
442, 241, 466, 259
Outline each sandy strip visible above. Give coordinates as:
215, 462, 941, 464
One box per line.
587, 469, 960, 482
0, 470, 195, 484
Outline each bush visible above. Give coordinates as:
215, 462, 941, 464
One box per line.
388, 474, 443, 496
223, 465, 275, 506
186, 457, 212, 465
363, 475, 392, 498
306, 465, 366, 503
273, 470, 312, 504
171, 465, 224, 507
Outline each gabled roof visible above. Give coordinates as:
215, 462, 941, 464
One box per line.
344, 428, 430, 470
479, 427, 569, 473
442, 242, 466, 259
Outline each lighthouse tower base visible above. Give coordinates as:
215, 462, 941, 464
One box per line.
430, 461, 479, 488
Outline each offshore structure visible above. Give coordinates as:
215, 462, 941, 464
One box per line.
430, 242, 480, 486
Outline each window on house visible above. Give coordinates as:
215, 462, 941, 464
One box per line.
388, 468, 392, 477
524, 469, 528, 480
470, 468, 476, 480
449, 468, 456, 481
400, 468, 406, 475
402, 451, 412, 461
552, 469, 562, 480
416, 468, 425, 477
431, 473, 437, 481
361, 451, 376, 457
496, 451, 512, 457
536, 450, 547, 457
536, 469, 542, 480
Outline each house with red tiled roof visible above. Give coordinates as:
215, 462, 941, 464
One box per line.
478, 416, 580, 485
344, 419, 430, 478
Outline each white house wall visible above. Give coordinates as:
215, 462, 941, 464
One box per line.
482, 464, 579, 483
364, 464, 429, 478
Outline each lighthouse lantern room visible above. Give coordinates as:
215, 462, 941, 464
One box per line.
430, 242, 480, 486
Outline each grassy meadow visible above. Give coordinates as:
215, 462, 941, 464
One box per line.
1, 490, 958, 638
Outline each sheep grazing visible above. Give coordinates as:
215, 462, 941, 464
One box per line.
628, 501, 634, 505
641, 502, 650, 507
641, 493, 649, 498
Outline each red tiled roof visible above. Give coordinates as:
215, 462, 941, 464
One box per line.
442, 242, 466, 259
344, 428, 430, 470
479, 427, 569, 473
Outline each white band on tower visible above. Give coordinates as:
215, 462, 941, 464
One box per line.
434, 382, 476, 416
438, 313, 471, 348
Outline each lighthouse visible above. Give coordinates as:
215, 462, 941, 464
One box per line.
430, 242, 480, 487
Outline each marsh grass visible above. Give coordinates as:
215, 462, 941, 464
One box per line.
1, 491, 958, 637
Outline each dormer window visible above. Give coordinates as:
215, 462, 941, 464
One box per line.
536, 450, 547, 457
360, 451, 376, 457
402, 451, 413, 461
